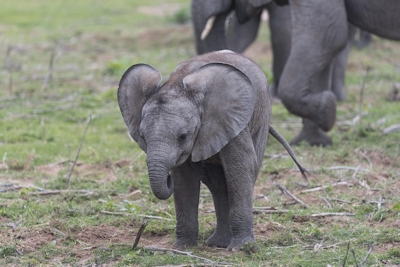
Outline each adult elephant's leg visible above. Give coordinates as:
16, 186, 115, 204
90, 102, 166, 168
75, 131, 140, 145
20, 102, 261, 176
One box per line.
171, 161, 201, 247
219, 129, 258, 251
267, 2, 292, 97
291, 61, 334, 146
278, 0, 348, 133
331, 23, 357, 101
200, 163, 232, 248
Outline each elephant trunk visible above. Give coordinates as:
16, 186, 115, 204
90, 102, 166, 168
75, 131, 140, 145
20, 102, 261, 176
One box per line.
146, 148, 175, 200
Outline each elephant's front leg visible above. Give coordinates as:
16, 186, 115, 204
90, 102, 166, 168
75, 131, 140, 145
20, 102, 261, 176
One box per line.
171, 161, 201, 248
201, 163, 232, 248
219, 129, 258, 251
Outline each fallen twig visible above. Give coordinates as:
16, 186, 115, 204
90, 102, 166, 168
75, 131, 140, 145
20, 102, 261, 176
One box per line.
253, 208, 289, 214
67, 115, 92, 189
132, 219, 148, 249
322, 197, 332, 209
342, 242, 350, 267
382, 124, 400, 134
356, 149, 372, 168
138, 215, 173, 221
360, 244, 374, 267
41, 41, 63, 92
308, 166, 371, 173
311, 213, 355, 217
51, 227, 67, 238
274, 183, 309, 208
300, 181, 349, 194
351, 249, 359, 267
358, 66, 370, 130
327, 198, 351, 204
145, 246, 229, 265
29, 189, 95, 196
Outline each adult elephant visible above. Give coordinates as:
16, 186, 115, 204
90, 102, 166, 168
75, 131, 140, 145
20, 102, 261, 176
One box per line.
277, 0, 400, 146
191, 0, 356, 146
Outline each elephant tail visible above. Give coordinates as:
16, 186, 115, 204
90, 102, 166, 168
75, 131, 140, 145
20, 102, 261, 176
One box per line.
268, 126, 309, 181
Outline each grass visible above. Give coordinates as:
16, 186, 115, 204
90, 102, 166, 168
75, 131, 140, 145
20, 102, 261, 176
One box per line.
1, 0, 400, 266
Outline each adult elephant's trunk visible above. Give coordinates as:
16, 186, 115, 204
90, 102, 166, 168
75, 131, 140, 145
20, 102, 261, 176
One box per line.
146, 148, 175, 200
191, 0, 231, 54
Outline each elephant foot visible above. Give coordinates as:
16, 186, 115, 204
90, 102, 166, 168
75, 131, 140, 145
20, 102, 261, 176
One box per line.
174, 238, 197, 249
226, 235, 254, 252
290, 118, 333, 147
205, 230, 232, 248
309, 91, 337, 132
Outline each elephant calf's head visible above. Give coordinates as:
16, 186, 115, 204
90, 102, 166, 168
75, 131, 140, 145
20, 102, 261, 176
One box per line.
118, 57, 255, 200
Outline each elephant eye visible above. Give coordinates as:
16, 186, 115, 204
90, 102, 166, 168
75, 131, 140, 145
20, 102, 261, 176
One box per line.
178, 133, 187, 143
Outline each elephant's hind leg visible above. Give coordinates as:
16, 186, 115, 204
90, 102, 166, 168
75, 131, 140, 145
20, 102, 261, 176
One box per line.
201, 163, 232, 248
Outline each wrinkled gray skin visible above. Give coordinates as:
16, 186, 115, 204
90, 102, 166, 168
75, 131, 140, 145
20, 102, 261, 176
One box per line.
278, 0, 400, 146
118, 51, 307, 250
191, 0, 356, 146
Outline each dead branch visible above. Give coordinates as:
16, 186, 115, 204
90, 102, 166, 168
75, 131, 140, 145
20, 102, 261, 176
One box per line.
300, 181, 349, 194
29, 189, 95, 196
383, 124, 400, 134
50, 227, 67, 238
351, 249, 359, 267
132, 219, 148, 249
311, 213, 355, 217
274, 183, 309, 208
322, 197, 332, 209
358, 66, 370, 130
138, 215, 173, 221
253, 208, 289, 214
308, 166, 371, 173
41, 41, 63, 92
145, 246, 229, 265
100, 210, 125, 216
360, 244, 374, 267
342, 242, 350, 267
327, 198, 351, 204
355, 149, 372, 168
66, 115, 92, 189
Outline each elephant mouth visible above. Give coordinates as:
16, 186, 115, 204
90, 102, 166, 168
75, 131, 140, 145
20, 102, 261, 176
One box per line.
167, 173, 173, 190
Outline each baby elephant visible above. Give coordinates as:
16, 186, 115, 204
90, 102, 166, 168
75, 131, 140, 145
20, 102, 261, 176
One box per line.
118, 51, 307, 250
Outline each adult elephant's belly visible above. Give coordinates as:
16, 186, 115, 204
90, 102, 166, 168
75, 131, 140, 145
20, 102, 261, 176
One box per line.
345, 0, 400, 41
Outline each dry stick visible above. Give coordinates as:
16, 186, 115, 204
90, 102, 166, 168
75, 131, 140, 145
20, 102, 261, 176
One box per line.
360, 244, 374, 267
66, 115, 92, 189
145, 246, 228, 265
351, 249, 359, 267
132, 219, 148, 249
300, 181, 349, 194
29, 189, 95, 196
41, 42, 61, 92
4, 46, 13, 93
342, 242, 350, 267
311, 213, 355, 217
322, 197, 332, 209
274, 183, 309, 208
358, 66, 370, 131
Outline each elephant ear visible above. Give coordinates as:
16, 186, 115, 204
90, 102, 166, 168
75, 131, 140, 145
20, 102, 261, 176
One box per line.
183, 63, 255, 162
117, 63, 162, 142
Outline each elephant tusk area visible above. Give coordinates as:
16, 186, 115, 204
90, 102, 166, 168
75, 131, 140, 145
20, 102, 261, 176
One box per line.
201, 16, 216, 40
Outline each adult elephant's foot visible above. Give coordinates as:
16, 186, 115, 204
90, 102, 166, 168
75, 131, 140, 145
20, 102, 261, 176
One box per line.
226, 235, 255, 251
290, 118, 333, 147
174, 237, 197, 249
205, 230, 232, 248
308, 91, 337, 132
281, 90, 337, 132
